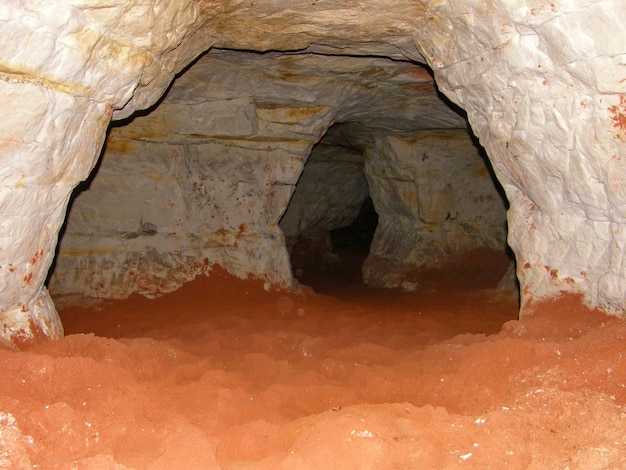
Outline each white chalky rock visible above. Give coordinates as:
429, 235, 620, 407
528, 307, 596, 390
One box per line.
0, 80, 110, 346
0, 0, 625, 347
49, 51, 466, 298
279, 142, 369, 252
363, 129, 508, 289
414, 0, 626, 313
0, 0, 200, 344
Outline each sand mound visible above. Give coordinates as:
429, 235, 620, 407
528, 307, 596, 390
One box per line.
0, 264, 624, 468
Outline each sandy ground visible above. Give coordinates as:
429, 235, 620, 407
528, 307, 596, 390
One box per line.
0, 249, 625, 469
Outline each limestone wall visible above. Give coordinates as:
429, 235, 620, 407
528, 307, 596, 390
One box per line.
363, 129, 508, 289
413, 0, 626, 312
279, 141, 369, 255
49, 50, 468, 298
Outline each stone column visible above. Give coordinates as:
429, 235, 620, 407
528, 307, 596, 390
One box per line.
0, 1, 201, 346
0, 81, 110, 347
362, 129, 508, 289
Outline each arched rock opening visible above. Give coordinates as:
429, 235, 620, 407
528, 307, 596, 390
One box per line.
47, 50, 510, 302
280, 120, 511, 295
279, 123, 377, 293
279, 126, 372, 289
0, 1, 624, 346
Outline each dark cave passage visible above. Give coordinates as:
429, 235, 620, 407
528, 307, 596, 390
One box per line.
289, 196, 380, 297
329, 196, 378, 255
280, 122, 513, 299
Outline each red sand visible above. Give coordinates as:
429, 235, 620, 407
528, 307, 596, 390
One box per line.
0, 250, 625, 468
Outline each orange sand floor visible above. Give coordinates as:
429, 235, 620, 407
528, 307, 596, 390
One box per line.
0, 251, 625, 468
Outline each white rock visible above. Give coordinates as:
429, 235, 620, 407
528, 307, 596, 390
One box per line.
50, 51, 466, 298
1, 0, 625, 347
0, 79, 109, 345
363, 129, 507, 288
414, 0, 626, 313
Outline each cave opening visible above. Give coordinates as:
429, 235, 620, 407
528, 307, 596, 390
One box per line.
329, 196, 379, 257
279, 122, 378, 295
47, 48, 514, 304
2, 3, 625, 466
280, 117, 513, 298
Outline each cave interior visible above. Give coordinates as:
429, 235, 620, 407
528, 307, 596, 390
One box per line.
1, 2, 626, 467
48, 49, 512, 304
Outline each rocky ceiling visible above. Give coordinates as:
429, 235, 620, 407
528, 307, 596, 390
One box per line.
0, 0, 624, 347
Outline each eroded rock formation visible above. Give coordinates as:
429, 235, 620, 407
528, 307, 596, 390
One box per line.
50, 50, 500, 298
414, 1, 626, 312
0, 0, 201, 345
279, 133, 370, 259
0, 0, 624, 346
363, 128, 508, 289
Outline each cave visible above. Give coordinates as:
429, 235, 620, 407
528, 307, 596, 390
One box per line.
280, 124, 375, 292
0, 1, 625, 467
279, 117, 510, 296
46, 49, 509, 300
329, 196, 378, 256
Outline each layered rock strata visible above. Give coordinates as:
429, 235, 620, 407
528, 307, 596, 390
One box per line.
0, 0, 624, 346
363, 129, 508, 289
279, 122, 508, 289
49, 50, 469, 298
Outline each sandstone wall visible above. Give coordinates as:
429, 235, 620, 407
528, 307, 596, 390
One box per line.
363, 129, 508, 289
279, 141, 369, 255
50, 50, 469, 298
413, 0, 626, 312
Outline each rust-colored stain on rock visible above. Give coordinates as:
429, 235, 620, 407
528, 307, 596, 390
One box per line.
608, 94, 626, 142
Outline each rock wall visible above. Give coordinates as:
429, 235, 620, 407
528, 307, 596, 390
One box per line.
0, 81, 110, 346
363, 129, 508, 289
279, 139, 369, 256
0, 0, 202, 344
277, 121, 508, 289
413, 0, 626, 312
0, 0, 624, 345
49, 50, 468, 298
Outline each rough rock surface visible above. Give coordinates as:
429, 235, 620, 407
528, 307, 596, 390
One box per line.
49, 50, 469, 298
0, 0, 203, 344
279, 139, 369, 256
0, 0, 625, 345
279, 122, 508, 290
363, 129, 508, 289
412, 0, 626, 312
0, 80, 110, 346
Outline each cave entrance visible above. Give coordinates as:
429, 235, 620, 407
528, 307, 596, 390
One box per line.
280, 118, 513, 297
329, 196, 378, 257
279, 123, 378, 295
49, 49, 513, 304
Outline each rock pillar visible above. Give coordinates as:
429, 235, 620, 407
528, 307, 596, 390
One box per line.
363, 129, 508, 288
415, 0, 626, 313
0, 1, 200, 345
0, 81, 110, 347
